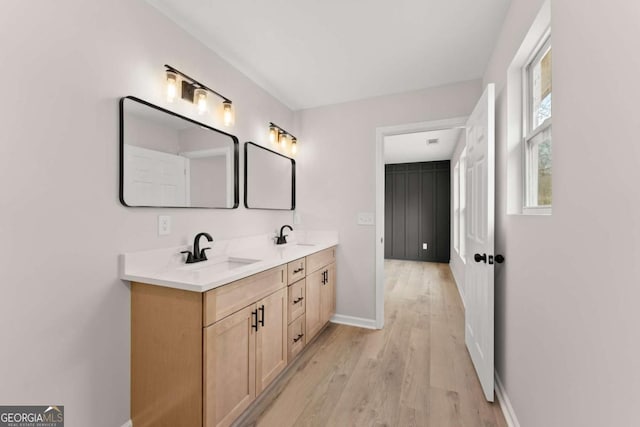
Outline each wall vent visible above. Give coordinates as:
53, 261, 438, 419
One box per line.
427, 138, 439, 145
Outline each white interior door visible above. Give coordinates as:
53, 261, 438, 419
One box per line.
464, 83, 495, 401
123, 144, 188, 206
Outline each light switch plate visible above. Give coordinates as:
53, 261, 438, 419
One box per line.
357, 212, 375, 225
423, 243, 428, 250
158, 215, 171, 236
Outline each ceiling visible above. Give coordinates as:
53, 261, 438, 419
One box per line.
146, 0, 511, 110
384, 128, 462, 164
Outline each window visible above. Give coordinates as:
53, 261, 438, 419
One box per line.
524, 33, 552, 211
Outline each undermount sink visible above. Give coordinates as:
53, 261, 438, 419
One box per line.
177, 256, 260, 274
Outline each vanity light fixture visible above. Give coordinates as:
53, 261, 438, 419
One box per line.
280, 132, 288, 149
164, 64, 234, 125
166, 71, 178, 103
269, 122, 299, 155
223, 101, 234, 126
269, 124, 278, 146
194, 88, 208, 115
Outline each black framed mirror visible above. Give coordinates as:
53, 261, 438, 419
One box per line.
244, 142, 296, 210
119, 96, 239, 208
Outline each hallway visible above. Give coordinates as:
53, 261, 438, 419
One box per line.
248, 260, 506, 426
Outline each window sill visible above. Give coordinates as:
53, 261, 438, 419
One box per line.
522, 206, 552, 216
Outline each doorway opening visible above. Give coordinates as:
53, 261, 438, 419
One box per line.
374, 117, 467, 329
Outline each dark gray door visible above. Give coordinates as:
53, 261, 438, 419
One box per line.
385, 161, 450, 263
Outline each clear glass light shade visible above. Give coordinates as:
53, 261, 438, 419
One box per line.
195, 89, 207, 115
166, 72, 178, 103
269, 126, 278, 145
279, 133, 288, 149
223, 101, 234, 126
291, 138, 297, 155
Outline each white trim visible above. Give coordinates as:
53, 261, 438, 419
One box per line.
330, 314, 377, 330
495, 372, 521, 427
450, 263, 465, 308
375, 117, 468, 330
120, 420, 133, 427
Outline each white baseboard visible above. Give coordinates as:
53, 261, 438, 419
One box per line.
121, 420, 132, 427
495, 372, 520, 427
330, 314, 377, 330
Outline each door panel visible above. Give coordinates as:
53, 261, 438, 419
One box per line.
464, 83, 495, 402
305, 269, 323, 342
256, 288, 287, 394
204, 305, 256, 427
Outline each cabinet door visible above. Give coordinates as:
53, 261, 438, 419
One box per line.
204, 305, 256, 427
256, 288, 288, 394
305, 268, 324, 342
321, 262, 337, 324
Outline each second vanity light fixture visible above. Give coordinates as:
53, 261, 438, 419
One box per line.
269, 122, 298, 155
165, 64, 234, 126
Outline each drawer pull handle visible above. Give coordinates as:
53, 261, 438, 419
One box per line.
293, 333, 304, 343
251, 310, 258, 331
321, 270, 328, 285
258, 304, 265, 327
293, 267, 304, 274
293, 296, 304, 304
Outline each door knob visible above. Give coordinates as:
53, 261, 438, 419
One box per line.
495, 254, 505, 264
474, 253, 487, 263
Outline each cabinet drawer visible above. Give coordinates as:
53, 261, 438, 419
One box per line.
287, 315, 306, 361
287, 258, 306, 284
306, 246, 336, 273
203, 266, 286, 327
288, 279, 305, 324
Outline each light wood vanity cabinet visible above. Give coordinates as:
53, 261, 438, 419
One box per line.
305, 247, 336, 342
131, 247, 336, 427
203, 287, 287, 427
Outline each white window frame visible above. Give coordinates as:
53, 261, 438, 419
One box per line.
522, 30, 552, 215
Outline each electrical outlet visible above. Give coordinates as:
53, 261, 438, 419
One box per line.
422, 243, 428, 250
293, 211, 302, 225
357, 212, 375, 225
158, 215, 171, 236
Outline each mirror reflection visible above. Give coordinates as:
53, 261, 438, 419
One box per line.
120, 96, 239, 208
244, 142, 296, 210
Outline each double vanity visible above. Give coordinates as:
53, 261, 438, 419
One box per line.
121, 231, 338, 427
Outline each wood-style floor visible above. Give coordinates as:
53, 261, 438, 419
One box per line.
243, 260, 507, 427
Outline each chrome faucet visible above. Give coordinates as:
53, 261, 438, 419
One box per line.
181, 232, 213, 264
276, 225, 293, 245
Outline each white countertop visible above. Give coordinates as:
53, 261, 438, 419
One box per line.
120, 231, 338, 292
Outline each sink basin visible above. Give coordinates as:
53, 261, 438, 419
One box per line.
178, 256, 260, 274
